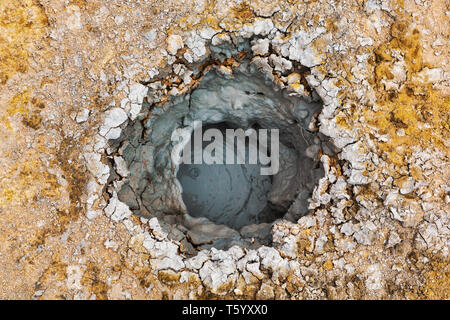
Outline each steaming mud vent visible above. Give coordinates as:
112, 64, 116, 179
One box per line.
106, 39, 339, 254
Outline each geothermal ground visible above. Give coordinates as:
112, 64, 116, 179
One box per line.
0, 0, 448, 299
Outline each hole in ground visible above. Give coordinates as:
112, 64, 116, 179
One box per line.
106, 39, 339, 254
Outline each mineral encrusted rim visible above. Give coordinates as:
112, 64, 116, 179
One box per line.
83, 19, 366, 295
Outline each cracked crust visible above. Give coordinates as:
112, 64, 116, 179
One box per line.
0, 0, 448, 299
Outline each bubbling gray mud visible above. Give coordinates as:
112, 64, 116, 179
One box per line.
107, 42, 338, 253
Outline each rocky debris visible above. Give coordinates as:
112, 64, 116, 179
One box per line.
84, 152, 110, 185
251, 38, 270, 56
187, 223, 240, 247
167, 34, 184, 55
127, 83, 148, 120
104, 192, 132, 222
99, 107, 128, 140
75, 108, 90, 123
256, 283, 275, 299
385, 231, 402, 248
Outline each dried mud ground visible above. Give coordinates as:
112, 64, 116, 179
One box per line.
0, 0, 448, 299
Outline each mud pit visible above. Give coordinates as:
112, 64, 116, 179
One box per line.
1, 0, 448, 300
106, 41, 337, 251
